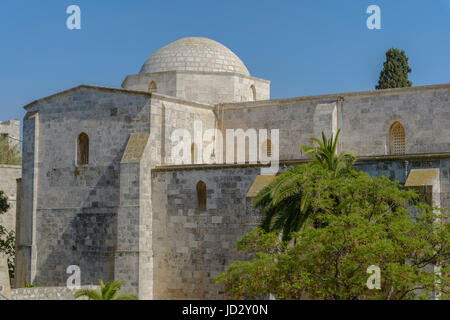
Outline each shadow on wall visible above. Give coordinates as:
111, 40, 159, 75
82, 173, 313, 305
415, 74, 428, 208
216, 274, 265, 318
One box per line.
32, 150, 125, 286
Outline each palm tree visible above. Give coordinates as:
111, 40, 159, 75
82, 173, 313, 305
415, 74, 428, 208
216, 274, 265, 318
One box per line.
301, 129, 355, 177
74, 279, 138, 300
253, 130, 356, 241
254, 165, 315, 241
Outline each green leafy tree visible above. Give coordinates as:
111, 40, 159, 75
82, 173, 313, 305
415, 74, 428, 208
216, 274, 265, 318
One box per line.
0, 136, 20, 279
217, 166, 450, 300
254, 130, 356, 240
0, 191, 15, 279
0, 136, 21, 165
376, 48, 412, 90
0, 190, 8, 213
74, 279, 138, 300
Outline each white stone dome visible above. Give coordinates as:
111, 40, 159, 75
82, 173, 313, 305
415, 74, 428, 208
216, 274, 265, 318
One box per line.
140, 37, 250, 76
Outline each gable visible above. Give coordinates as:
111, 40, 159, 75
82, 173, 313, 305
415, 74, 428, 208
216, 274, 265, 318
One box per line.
23, 85, 151, 111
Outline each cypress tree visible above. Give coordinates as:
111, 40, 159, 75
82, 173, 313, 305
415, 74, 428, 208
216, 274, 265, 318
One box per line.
376, 48, 412, 90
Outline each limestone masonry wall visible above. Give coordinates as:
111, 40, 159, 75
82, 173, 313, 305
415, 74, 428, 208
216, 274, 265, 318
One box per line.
12, 36, 450, 300
0, 165, 21, 232
149, 96, 216, 165
221, 100, 317, 160
151, 166, 264, 299
222, 85, 450, 159
20, 86, 152, 286
122, 72, 177, 97
151, 154, 450, 299
0, 119, 20, 148
123, 71, 270, 105
341, 87, 450, 156
11, 285, 99, 300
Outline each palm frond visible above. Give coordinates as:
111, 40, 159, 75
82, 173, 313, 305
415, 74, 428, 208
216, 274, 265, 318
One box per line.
74, 289, 103, 300
255, 130, 356, 241
103, 280, 123, 300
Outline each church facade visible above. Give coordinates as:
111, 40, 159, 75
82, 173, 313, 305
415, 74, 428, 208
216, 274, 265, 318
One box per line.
12, 37, 450, 299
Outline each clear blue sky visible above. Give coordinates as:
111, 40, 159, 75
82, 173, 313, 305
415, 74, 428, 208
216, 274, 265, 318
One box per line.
0, 0, 449, 122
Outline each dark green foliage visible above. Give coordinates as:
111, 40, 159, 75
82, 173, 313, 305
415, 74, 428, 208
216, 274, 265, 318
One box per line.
0, 225, 15, 279
0, 190, 15, 279
376, 48, 412, 90
217, 168, 450, 299
0, 137, 19, 279
254, 130, 356, 240
0, 191, 9, 214
218, 132, 449, 300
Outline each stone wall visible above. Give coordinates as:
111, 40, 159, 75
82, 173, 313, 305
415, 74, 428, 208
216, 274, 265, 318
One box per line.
115, 133, 153, 299
15, 112, 38, 286
340, 85, 450, 156
150, 154, 450, 299
33, 208, 117, 286
123, 71, 270, 105
231, 74, 270, 102
151, 166, 263, 299
356, 156, 450, 214
149, 94, 216, 165
221, 98, 317, 161
0, 253, 11, 299
0, 165, 21, 232
221, 84, 450, 159
17, 85, 221, 291
30, 87, 151, 210
19, 86, 152, 287
176, 72, 269, 104
16, 81, 450, 299
0, 119, 20, 148
122, 71, 178, 98
10, 285, 99, 300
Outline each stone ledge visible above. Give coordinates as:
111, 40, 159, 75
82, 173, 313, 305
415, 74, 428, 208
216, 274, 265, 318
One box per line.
123, 70, 271, 85
152, 152, 450, 172
150, 92, 214, 110
220, 83, 450, 109
0, 164, 21, 169
10, 285, 100, 300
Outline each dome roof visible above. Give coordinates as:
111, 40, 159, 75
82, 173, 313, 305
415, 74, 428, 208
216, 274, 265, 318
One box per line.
140, 37, 250, 76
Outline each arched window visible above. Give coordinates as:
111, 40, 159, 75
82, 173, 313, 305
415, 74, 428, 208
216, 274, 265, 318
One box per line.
197, 181, 207, 210
250, 85, 256, 101
390, 122, 405, 155
77, 133, 89, 165
191, 143, 196, 164
263, 139, 272, 157
148, 81, 157, 93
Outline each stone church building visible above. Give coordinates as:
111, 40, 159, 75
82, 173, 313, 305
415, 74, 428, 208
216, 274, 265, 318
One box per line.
9, 37, 450, 299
